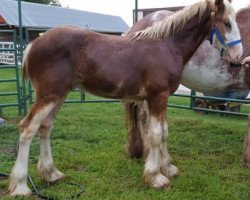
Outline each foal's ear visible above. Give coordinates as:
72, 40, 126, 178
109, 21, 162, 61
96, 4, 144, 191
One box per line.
215, 0, 226, 10
215, 0, 232, 5
215, 0, 224, 6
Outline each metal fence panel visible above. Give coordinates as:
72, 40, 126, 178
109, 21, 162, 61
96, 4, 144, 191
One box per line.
0, 30, 24, 115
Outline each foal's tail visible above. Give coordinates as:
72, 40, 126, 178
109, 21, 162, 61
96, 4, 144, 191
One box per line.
124, 102, 144, 158
22, 43, 33, 80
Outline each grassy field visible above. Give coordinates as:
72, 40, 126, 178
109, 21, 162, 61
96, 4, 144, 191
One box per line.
0, 68, 250, 199
0, 100, 250, 200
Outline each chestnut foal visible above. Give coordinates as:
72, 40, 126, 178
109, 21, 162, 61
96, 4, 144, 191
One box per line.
9, 0, 242, 196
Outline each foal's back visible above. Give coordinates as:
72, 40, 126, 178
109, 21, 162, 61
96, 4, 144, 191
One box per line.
24, 25, 182, 100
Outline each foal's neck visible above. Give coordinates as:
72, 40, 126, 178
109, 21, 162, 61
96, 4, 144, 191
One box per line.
172, 9, 212, 65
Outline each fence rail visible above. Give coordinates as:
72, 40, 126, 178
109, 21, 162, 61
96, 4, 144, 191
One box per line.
170, 93, 249, 117
0, 42, 15, 65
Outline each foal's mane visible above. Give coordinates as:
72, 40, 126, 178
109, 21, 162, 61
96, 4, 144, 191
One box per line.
132, 0, 211, 41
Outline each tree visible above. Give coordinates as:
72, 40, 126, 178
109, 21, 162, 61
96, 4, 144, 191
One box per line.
19, 0, 61, 6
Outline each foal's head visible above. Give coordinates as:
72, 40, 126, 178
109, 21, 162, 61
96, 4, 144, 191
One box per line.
210, 0, 243, 63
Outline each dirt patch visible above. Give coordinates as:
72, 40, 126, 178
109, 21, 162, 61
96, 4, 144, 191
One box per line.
0, 189, 7, 197
0, 146, 14, 154
75, 165, 87, 172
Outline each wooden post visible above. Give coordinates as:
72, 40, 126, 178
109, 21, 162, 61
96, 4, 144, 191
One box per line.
134, 0, 138, 23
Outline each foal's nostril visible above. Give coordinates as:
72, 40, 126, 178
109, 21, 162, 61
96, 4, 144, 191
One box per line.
227, 52, 242, 63
236, 53, 243, 61
236, 54, 240, 61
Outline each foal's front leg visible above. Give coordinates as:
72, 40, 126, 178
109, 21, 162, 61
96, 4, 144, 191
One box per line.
144, 114, 170, 189
160, 118, 179, 178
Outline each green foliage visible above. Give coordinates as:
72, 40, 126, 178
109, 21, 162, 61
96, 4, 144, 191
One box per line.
19, 0, 61, 6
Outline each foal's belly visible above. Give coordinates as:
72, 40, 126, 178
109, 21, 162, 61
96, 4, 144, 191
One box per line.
74, 79, 146, 100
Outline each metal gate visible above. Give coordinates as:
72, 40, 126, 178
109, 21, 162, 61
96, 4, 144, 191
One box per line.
170, 92, 250, 117
0, 30, 25, 115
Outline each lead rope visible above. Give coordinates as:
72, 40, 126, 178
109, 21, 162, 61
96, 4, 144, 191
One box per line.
0, 139, 85, 199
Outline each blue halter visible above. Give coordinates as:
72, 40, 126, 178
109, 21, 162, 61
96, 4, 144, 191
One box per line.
209, 25, 242, 57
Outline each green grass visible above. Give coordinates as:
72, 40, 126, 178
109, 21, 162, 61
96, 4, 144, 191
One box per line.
0, 69, 250, 199
0, 102, 250, 200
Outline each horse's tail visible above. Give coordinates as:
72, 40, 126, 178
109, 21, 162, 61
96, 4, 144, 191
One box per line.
22, 43, 32, 80
124, 101, 144, 158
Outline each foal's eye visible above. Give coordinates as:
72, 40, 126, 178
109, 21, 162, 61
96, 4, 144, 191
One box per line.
224, 21, 232, 29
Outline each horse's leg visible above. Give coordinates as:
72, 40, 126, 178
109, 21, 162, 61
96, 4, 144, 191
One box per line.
8, 101, 57, 196
139, 100, 179, 178
37, 100, 65, 182
144, 94, 171, 189
160, 114, 179, 177
125, 102, 144, 158
138, 101, 150, 158
243, 116, 250, 167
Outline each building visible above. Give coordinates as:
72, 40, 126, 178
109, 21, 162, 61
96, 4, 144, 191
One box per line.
133, 6, 184, 24
0, 0, 129, 37
0, 0, 129, 64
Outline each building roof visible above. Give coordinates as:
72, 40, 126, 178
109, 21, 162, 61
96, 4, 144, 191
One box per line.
0, 0, 130, 34
135, 6, 184, 12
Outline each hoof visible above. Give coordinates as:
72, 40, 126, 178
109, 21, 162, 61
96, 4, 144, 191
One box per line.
146, 174, 171, 190
162, 164, 180, 178
8, 183, 32, 196
243, 148, 250, 167
243, 159, 250, 167
41, 168, 65, 182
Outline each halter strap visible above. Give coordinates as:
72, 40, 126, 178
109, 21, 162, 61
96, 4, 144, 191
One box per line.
227, 39, 242, 47
209, 25, 225, 46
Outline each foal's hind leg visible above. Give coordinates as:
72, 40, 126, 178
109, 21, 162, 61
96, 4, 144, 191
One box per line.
37, 100, 65, 182
8, 102, 56, 196
125, 102, 144, 158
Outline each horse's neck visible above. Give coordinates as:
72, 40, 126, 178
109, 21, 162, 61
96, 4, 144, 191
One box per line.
170, 13, 211, 65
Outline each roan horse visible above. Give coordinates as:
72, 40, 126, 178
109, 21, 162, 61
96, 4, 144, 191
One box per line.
125, 5, 250, 167
8, 0, 242, 196
182, 6, 250, 167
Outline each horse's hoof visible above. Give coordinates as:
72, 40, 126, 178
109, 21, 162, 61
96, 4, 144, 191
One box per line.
146, 174, 171, 190
243, 148, 250, 167
161, 164, 179, 178
49, 170, 65, 182
8, 183, 32, 196
243, 159, 250, 167
42, 168, 65, 182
